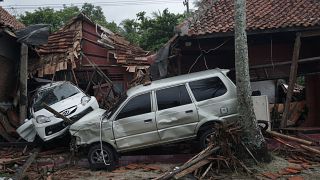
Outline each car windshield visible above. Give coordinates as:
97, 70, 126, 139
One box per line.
106, 93, 127, 119
33, 83, 81, 112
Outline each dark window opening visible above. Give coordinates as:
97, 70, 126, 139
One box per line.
189, 77, 227, 102
156, 85, 192, 111
116, 93, 151, 119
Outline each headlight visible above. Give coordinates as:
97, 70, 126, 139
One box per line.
36, 115, 51, 124
81, 96, 91, 106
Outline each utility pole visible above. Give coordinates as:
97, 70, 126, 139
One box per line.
183, 0, 190, 14
234, 0, 270, 162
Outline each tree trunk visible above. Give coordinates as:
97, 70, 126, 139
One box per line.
234, 0, 270, 162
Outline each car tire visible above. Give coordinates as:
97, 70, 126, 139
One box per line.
199, 128, 215, 149
88, 144, 116, 171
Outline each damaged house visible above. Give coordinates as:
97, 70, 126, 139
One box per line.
29, 13, 149, 107
160, 0, 320, 128
0, 7, 34, 141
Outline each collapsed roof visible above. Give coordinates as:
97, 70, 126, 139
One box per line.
0, 6, 25, 31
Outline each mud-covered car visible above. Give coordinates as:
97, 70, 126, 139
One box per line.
70, 68, 241, 170
17, 81, 99, 142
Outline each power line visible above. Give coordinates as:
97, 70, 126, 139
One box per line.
3, 0, 183, 6
2, 0, 183, 9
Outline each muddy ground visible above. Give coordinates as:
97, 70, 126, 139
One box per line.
1, 147, 320, 180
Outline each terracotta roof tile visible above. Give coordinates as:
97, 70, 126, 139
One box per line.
185, 0, 320, 36
0, 6, 25, 30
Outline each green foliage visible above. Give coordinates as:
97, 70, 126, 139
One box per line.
19, 5, 186, 51
18, 3, 120, 32
120, 9, 185, 51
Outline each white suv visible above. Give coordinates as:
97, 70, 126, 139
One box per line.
70, 69, 239, 170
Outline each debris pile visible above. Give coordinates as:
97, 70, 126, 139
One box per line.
0, 109, 19, 142
267, 130, 320, 163
155, 123, 254, 180
256, 130, 320, 179
0, 147, 71, 179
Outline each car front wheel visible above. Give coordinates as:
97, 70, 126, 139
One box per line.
199, 128, 215, 149
88, 144, 116, 171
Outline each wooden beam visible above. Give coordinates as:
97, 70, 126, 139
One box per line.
266, 130, 313, 146
300, 144, 320, 155
301, 30, 320, 38
281, 33, 301, 128
43, 104, 73, 124
19, 43, 28, 124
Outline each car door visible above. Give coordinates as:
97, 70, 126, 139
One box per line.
188, 75, 238, 122
113, 92, 160, 150
155, 85, 198, 141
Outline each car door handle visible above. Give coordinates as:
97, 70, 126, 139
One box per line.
144, 119, 153, 123
185, 110, 193, 114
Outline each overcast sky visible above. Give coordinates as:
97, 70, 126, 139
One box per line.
0, 0, 196, 24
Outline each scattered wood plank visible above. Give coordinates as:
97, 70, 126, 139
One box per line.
155, 146, 220, 180
174, 159, 210, 179
300, 145, 320, 156
266, 130, 313, 146
13, 148, 41, 180
0, 156, 30, 165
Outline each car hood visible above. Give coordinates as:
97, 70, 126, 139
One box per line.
33, 93, 84, 117
69, 108, 107, 133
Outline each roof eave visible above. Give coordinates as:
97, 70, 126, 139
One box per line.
180, 26, 320, 40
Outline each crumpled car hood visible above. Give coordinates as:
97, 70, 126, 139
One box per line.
70, 108, 106, 132
69, 108, 115, 147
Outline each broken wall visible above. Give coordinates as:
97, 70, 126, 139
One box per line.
303, 74, 320, 127
0, 33, 20, 102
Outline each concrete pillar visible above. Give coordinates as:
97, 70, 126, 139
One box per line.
19, 43, 28, 124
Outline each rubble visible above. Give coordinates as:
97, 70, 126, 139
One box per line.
153, 123, 320, 180
2, 126, 320, 179
155, 122, 252, 180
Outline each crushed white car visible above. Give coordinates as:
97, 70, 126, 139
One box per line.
17, 81, 99, 142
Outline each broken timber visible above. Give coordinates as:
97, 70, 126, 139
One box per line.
266, 130, 313, 146
156, 146, 220, 180
281, 33, 301, 128
43, 104, 73, 124
13, 147, 41, 180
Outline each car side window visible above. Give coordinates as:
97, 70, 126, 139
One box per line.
189, 77, 227, 102
156, 85, 192, 111
116, 93, 151, 120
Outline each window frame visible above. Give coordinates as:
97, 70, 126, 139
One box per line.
114, 92, 153, 120
187, 76, 228, 102
155, 84, 194, 111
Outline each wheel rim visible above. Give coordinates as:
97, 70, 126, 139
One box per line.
204, 132, 214, 147
91, 149, 110, 163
